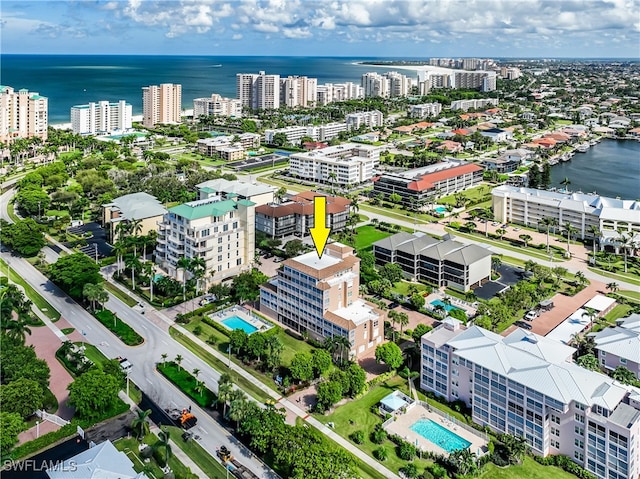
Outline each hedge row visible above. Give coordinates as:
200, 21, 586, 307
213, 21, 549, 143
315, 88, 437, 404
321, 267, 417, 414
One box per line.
94, 309, 144, 346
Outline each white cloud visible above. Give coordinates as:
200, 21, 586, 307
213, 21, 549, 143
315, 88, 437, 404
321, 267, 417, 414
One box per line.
232, 33, 243, 39
283, 27, 311, 38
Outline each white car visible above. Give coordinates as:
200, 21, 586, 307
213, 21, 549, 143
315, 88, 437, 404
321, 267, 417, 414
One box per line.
524, 311, 538, 321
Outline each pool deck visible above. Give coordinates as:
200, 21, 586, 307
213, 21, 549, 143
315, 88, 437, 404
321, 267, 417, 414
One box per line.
424, 292, 477, 317
384, 403, 488, 457
210, 305, 274, 334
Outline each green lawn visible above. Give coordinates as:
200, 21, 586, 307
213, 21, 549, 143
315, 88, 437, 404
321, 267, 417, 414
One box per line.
604, 304, 633, 323
103, 281, 139, 307
77, 342, 109, 364
94, 309, 144, 346
439, 185, 492, 206
391, 281, 428, 297
353, 225, 392, 251
0, 258, 61, 321
619, 290, 640, 301
315, 376, 431, 475
45, 209, 70, 218
157, 361, 216, 407
114, 432, 197, 479
164, 426, 229, 478
480, 457, 577, 479
588, 267, 640, 287
169, 327, 271, 403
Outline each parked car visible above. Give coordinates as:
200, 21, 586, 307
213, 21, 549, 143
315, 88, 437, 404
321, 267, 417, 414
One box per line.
524, 310, 538, 321
514, 320, 532, 330
389, 302, 400, 309
199, 295, 216, 306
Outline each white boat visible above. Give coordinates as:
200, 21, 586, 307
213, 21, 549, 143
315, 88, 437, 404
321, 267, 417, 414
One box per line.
576, 143, 590, 153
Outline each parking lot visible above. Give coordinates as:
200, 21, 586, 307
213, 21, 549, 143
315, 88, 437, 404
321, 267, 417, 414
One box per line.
473, 264, 525, 300
66, 222, 112, 260
229, 153, 289, 171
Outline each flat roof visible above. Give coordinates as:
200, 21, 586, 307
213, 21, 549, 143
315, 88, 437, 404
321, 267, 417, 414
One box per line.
333, 299, 378, 325
583, 295, 616, 312
380, 392, 410, 412
546, 308, 590, 345
294, 251, 341, 271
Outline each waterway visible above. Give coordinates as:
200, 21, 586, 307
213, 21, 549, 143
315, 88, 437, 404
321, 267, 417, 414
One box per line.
550, 139, 640, 200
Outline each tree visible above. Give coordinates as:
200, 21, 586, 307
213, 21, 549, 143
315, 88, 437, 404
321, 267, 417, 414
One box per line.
15, 186, 50, 217
216, 382, 233, 417
48, 253, 101, 299
409, 293, 425, 310
499, 433, 529, 465
519, 234, 533, 248
160, 353, 168, 366
616, 230, 635, 274
397, 311, 409, 335
606, 282, 619, 294
131, 409, 151, 440
559, 176, 571, 192
229, 329, 249, 356
379, 262, 404, 284
290, 352, 314, 383
576, 353, 600, 371
412, 324, 432, 344
231, 269, 268, 304
588, 225, 600, 259
539, 217, 557, 253
83, 283, 108, 311
575, 270, 587, 288
496, 227, 506, 240
491, 255, 502, 273
174, 354, 183, 371
68, 368, 120, 419
388, 192, 402, 205
154, 428, 173, 465
177, 256, 191, 302
284, 239, 305, 258
275, 186, 288, 204
448, 448, 478, 476
0, 412, 25, 455
0, 219, 46, 257
0, 378, 44, 418
375, 342, 403, 371
562, 222, 578, 256
311, 349, 332, 377
346, 363, 366, 397
316, 380, 343, 412
552, 266, 568, 286
228, 389, 249, 428
612, 366, 638, 386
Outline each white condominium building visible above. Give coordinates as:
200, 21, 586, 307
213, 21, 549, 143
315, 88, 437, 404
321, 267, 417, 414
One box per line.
236, 71, 280, 110
450, 98, 499, 111
193, 94, 242, 118
142, 83, 182, 127
0, 86, 48, 144
361, 72, 390, 98
409, 102, 443, 118
289, 143, 380, 186
155, 190, 255, 285
500, 67, 522, 80
386, 71, 414, 97
420, 321, 640, 479
316, 82, 363, 105
492, 185, 640, 244
264, 122, 348, 145
454, 71, 497, 91
345, 110, 384, 130
281, 76, 317, 108
71, 100, 132, 135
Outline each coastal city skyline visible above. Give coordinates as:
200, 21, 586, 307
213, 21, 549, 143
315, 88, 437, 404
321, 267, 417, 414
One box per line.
2, 0, 639, 58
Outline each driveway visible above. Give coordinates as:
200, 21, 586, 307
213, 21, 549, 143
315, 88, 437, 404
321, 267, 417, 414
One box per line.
65, 222, 112, 260
474, 264, 523, 300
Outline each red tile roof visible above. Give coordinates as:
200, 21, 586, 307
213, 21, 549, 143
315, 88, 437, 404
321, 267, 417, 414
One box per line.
407, 164, 483, 191
255, 191, 351, 217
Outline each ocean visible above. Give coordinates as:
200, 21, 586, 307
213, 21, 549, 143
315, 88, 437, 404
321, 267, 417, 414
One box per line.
1, 55, 414, 124
550, 139, 640, 200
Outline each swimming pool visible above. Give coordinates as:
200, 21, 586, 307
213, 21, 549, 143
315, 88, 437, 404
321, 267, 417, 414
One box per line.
410, 419, 471, 453
435, 206, 447, 213
430, 300, 463, 312
221, 315, 258, 334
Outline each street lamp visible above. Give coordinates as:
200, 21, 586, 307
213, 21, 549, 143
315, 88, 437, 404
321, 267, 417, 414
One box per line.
126, 369, 130, 399
36, 420, 40, 438
227, 345, 231, 367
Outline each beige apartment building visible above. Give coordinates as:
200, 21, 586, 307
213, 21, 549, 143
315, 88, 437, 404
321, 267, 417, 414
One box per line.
142, 83, 182, 127
155, 191, 255, 285
102, 192, 167, 243
260, 243, 384, 359
0, 86, 48, 144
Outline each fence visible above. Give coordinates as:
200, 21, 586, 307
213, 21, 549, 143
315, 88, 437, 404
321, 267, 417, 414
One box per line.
35, 410, 70, 427
417, 401, 489, 443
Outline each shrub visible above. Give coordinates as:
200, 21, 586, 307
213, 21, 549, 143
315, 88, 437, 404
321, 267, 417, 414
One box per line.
373, 447, 388, 461
349, 430, 365, 444
193, 325, 202, 336
400, 463, 419, 479
370, 425, 387, 444
398, 441, 417, 461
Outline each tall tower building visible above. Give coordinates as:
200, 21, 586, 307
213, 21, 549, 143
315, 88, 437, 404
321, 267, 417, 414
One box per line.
71, 100, 132, 135
0, 86, 48, 144
281, 76, 318, 108
236, 72, 281, 110
142, 83, 182, 127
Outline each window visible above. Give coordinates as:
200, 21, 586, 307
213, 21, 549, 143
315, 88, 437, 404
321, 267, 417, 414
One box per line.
575, 426, 584, 436
551, 415, 560, 425
575, 414, 584, 423
620, 358, 627, 364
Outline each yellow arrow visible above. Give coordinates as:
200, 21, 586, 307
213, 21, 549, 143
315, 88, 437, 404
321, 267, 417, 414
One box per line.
310, 196, 330, 258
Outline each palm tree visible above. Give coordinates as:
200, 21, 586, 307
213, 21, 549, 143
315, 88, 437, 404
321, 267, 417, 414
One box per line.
328, 172, 337, 195
433, 304, 446, 318
192, 368, 200, 379
131, 409, 151, 440
464, 221, 477, 232
216, 382, 233, 417
478, 207, 493, 237
154, 428, 172, 464
562, 222, 578, 256
519, 234, 533, 248
552, 266, 567, 286
588, 225, 600, 259
194, 380, 206, 397
616, 230, 634, 273
228, 389, 248, 428
491, 256, 502, 273
496, 228, 506, 240
114, 221, 133, 244
174, 354, 183, 371
582, 307, 599, 333
161, 353, 168, 366
177, 256, 191, 302
124, 254, 142, 290
575, 271, 587, 288
606, 282, 619, 294
334, 335, 352, 364
560, 177, 571, 192
83, 283, 101, 311
397, 311, 409, 336
388, 309, 399, 342
188, 256, 206, 297
112, 241, 127, 275
3, 317, 32, 343
539, 217, 557, 253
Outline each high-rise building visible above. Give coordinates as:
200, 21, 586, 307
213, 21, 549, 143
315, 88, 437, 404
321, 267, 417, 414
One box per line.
155, 187, 255, 285
193, 94, 242, 118
345, 110, 384, 130
236, 71, 281, 110
260, 243, 384, 358
71, 100, 132, 135
385, 71, 414, 97
0, 86, 48, 144
361, 72, 390, 98
142, 83, 182, 127
408, 103, 442, 118
281, 76, 317, 108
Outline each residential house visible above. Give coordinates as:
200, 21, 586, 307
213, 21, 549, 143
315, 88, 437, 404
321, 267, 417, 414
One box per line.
592, 314, 640, 379
102, 192, 167, 242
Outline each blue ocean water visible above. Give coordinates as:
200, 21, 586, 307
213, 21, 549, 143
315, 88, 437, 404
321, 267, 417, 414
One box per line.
0, 55, 413, 123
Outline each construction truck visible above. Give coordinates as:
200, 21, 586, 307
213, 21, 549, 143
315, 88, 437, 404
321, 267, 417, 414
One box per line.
166, 407, 197, 429
216, 445, 260, 479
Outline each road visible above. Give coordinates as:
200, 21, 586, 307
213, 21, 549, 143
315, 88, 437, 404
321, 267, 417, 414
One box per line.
0, 248, 278, 479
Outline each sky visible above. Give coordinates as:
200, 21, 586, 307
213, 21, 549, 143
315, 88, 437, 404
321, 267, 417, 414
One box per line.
1, 0, 639, 58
